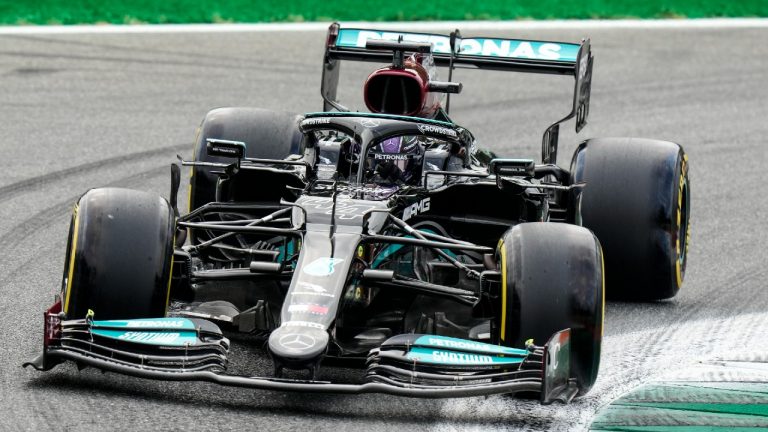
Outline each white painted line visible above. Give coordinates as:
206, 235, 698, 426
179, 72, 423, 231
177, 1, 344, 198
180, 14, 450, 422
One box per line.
0, 18, 766, 35
710, 361, 768, 372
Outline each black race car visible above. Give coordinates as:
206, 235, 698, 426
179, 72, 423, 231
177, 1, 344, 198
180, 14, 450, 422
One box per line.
26, 24, 690, 404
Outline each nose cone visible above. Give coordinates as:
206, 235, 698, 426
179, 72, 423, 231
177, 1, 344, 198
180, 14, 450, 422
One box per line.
268, 326, 329, 368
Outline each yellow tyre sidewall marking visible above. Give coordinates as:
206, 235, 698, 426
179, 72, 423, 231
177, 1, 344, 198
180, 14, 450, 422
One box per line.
499, 240, 507, 342
600, 243, 605, 339
63, 204, 80, 314
675, 153, 689, 289
164, 234, 175, 315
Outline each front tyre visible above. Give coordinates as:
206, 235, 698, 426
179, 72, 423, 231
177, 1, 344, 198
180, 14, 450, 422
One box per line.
61, 188, 175, 320
497, 222, 604, 395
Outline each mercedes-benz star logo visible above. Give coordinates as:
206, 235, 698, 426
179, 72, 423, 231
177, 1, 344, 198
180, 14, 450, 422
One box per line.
359, 118, 380, 128
279, 333, 317, 351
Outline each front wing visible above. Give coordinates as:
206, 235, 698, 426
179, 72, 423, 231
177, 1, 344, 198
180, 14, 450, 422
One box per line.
24, 301, 577, 404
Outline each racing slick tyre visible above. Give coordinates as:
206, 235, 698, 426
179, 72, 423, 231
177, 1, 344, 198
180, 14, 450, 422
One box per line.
61, 188, 175, 320
571, 138, 690, 301
497, 222, 604, 396
188, 107, 304, 210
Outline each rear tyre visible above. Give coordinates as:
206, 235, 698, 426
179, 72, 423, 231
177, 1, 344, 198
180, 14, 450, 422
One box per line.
571, 138, 690, 300
189, 107, 303, 210
62, 188, 175, 320
497, 222, 604, 395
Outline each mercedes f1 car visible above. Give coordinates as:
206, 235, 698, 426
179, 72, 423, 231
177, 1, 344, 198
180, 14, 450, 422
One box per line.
26, 24, 690, 404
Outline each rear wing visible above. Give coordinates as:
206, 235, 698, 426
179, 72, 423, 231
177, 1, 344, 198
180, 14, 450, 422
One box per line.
329, 27, 581, 72
321, 23, 593, 164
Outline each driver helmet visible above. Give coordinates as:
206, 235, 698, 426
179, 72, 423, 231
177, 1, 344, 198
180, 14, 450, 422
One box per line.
368, 135, 424, 185
363, 53, 443, 118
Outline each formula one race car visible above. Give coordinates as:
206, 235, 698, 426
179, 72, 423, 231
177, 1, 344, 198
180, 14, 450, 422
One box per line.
26, 24, 690, 404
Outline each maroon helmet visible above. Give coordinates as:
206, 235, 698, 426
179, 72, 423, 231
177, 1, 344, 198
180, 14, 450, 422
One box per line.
363, 53, 443, 118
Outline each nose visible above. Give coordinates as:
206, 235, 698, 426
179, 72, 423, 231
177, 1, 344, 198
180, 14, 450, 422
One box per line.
268, 325, 329, 370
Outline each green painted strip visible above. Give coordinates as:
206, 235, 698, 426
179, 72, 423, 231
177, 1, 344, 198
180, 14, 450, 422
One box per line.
614, 402, 768, 417
670, 382, 768, 394
591, 382, 768, 430
591, 426, 768, 431
592, 405, 768, 427
620, 383, 768, 404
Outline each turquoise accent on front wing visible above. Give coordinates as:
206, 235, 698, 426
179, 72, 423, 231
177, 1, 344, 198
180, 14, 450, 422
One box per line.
91, 329, 200, 346
413, 335, 528, 357
406, 347, 524, 366
91, 317, 196, 331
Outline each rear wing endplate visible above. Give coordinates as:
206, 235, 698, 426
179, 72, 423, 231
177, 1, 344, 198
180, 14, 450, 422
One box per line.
321, 23, 593, 164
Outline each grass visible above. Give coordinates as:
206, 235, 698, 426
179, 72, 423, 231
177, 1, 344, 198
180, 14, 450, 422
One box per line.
1, 0, 766, 25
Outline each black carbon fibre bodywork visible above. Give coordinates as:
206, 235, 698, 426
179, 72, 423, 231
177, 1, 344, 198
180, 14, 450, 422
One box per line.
25, 24, 690, 406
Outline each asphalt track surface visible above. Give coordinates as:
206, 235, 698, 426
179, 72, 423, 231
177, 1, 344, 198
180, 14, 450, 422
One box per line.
1, 25, 767, 431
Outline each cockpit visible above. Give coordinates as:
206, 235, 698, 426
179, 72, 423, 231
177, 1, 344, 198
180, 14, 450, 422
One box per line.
315, 132, 426, 184
311, 128, 464, 191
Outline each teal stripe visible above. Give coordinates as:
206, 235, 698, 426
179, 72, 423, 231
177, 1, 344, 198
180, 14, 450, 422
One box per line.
91, 329, 200, 346
335, 29, 580, 63
276, 239, 297, 263
371, 242, 403, 269
413, 334, 528, 356
304, 111, 455, 127
406, 346, 524, 366
370, 229, 457, 268
92, 317, 196, 331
